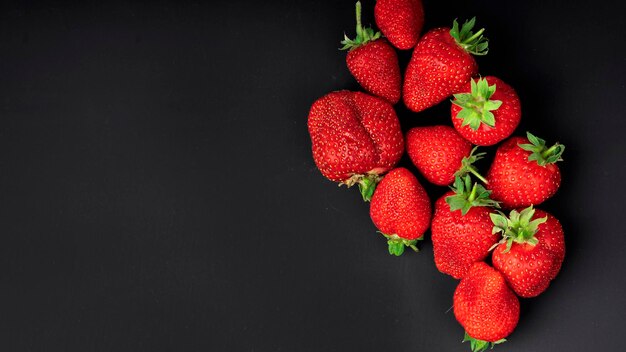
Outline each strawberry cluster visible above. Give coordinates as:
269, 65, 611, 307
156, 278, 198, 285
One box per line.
306, 1, 566, 351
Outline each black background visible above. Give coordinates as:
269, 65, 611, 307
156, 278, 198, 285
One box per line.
0, 0, 624, 351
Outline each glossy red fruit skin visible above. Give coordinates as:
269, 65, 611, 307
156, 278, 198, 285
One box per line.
431, 193, 499, 279
486, 137, 561, 208
406, 125, 472, 186
492, 209, 565, 298
370, 168, 431, 240
347, 40, 401, 104
308, 91, 404, 182
374, 0, 424, 50
403, 27, 477, 113
454, 262, 520, 342
451, 76, 521, 146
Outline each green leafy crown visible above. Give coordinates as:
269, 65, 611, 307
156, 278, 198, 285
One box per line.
340, 1, 381, 51
518, 132, 565, 166
463, 332, 507, 352
452, 78, 503, 131
490, 206, 548, 253
450, 17, 489, 56
445, 175, 500, 216
379, 232, 422, 257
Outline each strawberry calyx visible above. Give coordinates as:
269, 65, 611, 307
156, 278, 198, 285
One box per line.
340, 1, 382, 51
446, 175, 500, 215
379, 232, 422, 256
450, 17, 489, 56
452, 78, 503, 131
490, 206, 548, 253
342, 173, 382, 202
454, 146, 489, 184
463, 332, 506, 352
518, 132, 565, 166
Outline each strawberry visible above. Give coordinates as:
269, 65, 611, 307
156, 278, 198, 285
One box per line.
406, 125, 488, 186
491, 206, 565, 298
451, 76, 521, 146
454, 262, 520, 351
308, 90, 404, 201
374, 0, 424, 50
369, 167, 431, 256
403, 18, 488, 112
431, 176, 500, 279
487, 132, 565, 208
341, 1, 401, 104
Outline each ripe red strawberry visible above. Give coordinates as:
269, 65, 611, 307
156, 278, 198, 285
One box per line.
431, 176, 500, 279
341, 2, 401, 104
451, 76, 521, 146
454, 262, 519, 351
487, 132, 565, 208
308, 90, 403, 201
403, 18, 488, 112
491, 207, 565, 298
374, 0, 424, 50
406, 125, 488, 186
369, 167, 431, 256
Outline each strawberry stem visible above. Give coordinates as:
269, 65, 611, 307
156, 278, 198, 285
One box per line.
455, 146, 488, 183
355, 1, 363, 39
541, 144, 559, 159
462, 28, 485, 45
339, 1, 381, 51
468, 183, 478, 203
467, 165, 488, 184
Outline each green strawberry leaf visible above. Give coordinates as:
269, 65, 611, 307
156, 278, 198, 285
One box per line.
463, 332, 506, 352
358, 177, 376, 202
380, 233, 421, 256
342, 173, 381, 202
387, 241, 405, 256
490, 213, 509, 234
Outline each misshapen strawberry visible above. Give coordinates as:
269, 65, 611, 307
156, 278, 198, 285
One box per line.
403, 18, 488, 112
406, 125, 487, 186
369, 167, 431, 256
454, 262, 520, 352
308, 91, 404, 201
487, 132, 565, 208
491, 206, 565, 298
451, 76, 521, 146
374, 0, 424, 50
431, 176, 500, 279
341, 2, 401, 104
